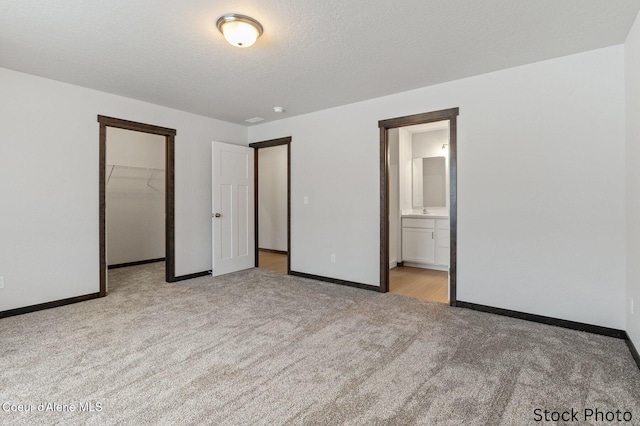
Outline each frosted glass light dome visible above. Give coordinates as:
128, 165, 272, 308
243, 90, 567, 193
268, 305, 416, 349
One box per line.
217, 14, 263, 48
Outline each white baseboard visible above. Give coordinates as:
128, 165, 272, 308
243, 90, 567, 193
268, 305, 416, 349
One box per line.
403, 261, 449, 272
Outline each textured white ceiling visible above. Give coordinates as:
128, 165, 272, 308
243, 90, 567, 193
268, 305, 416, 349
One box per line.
1, 1, 639, 125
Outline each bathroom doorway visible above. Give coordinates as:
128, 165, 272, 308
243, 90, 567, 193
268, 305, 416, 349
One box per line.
388, 122, 451, 303
379, 108, 459, 306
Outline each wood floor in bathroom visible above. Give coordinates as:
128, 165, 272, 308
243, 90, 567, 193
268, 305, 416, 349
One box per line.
389, 266, 449, 304
259, 251, 448, 304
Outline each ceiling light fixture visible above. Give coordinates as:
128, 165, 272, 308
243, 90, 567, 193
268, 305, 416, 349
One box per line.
273, 106, 284, 113
216, 14, 263, 48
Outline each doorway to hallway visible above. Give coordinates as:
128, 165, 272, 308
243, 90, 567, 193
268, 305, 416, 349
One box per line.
249, 137, 292, 275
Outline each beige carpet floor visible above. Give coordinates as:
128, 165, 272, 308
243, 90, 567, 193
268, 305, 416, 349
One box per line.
1, 262, 639, 425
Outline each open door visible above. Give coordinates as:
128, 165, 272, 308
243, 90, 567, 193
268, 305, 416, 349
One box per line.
212, 141, 255, 276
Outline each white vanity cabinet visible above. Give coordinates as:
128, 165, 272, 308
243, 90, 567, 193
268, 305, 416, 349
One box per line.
401, 216, 449, 270
435, 219, 450, 267
402, 218, 436, 264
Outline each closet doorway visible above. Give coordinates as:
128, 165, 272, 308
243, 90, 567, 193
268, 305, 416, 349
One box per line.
379, 108, 459, 306
249, 137, 291, 275
98, 116, 176, 296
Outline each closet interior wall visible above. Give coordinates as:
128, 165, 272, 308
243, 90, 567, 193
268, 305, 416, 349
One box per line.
106, 127, 166, 266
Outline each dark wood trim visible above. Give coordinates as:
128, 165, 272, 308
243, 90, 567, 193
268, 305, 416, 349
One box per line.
626, 334, 640, 371
287, 142, 291, 275
99, 123, 107, 297
249, 136, 292, 149
259, 248, 288, 255
380, 127, 389, 292
165, 134, 176, 283
448, 116, 458, 307
290, 271, 382, 292
98, 115, 177, 296
173, 271, 211, 282
0, 293, 101, 319
253, 148, 259, 267
379, 107, 459, 301
378, 108, 459, 129
97, 115, 176, 136
251, 137, 292, 275
457, 301, 626, 339
108, 258, 165, 270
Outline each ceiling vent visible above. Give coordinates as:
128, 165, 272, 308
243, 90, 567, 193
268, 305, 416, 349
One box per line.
245, 117, 264, 124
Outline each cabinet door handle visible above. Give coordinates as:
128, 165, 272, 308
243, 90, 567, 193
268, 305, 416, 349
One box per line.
432, 231, 434, 239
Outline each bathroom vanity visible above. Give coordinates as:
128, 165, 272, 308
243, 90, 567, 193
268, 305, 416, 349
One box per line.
401, 212, 449, 271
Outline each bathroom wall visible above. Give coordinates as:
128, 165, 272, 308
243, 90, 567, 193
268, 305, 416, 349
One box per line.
412, 129, 448, 158
388, 129, 400, 267
398, 128, 413, 212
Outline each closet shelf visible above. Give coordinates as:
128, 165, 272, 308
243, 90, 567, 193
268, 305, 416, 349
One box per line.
106, 164, 165, 191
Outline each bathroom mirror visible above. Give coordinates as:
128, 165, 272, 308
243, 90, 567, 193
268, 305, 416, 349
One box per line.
412, 156, 446, 208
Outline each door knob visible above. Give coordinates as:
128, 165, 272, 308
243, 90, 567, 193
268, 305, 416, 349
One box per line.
214, 213, 221, 218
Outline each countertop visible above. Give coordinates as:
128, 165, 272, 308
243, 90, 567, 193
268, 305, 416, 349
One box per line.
401, 210, 449, 219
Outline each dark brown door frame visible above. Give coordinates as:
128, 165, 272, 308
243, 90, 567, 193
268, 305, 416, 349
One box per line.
248, 137, 292, 274
98, 115, 177, 297
378, 107, 459, 305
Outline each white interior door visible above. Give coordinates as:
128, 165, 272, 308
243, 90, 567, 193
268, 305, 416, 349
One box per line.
212, 141, 255, 276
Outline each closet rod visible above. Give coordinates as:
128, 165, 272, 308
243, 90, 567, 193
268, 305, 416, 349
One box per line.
106, 164, 164, 191
105, 164, 165, 172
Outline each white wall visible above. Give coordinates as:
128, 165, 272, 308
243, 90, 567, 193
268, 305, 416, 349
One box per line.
398, 128, 413, 212
625, 10, 640, 348
106, 127, 165, 168
249, 46, 626, 329
106, 128, 165, 266
0, 67, 246, 312
388, 129, 400, 267
258, 145, 288, 252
